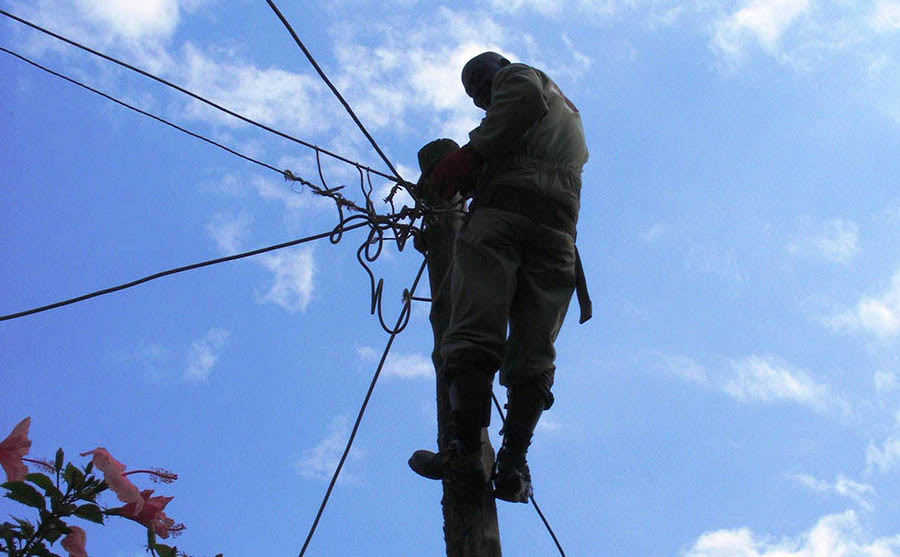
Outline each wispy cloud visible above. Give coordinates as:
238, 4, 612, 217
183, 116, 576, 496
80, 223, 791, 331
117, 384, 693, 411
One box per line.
867, 412, 900, 474
827, 270, 900, 342
184, 328, 230, 381
295, 416, 365, 482
788, 218, 859, 264
205, 212, 253, 253
13, 0, 182, 72
75, 0, 181, 42
257, 248, 316, 312
711, 0, 812, 63
870, 1, 900, 32
723, 356, 841, 413
874, 370, 898, 396
642, 222, 667, 243
178, 43, 329, 135
357, 346, 433, 380
683, 510, 900, 556
791, 473, 877, 511
113, 340, 172, 381
656, 353, 847, 415
684, 244, 742, 282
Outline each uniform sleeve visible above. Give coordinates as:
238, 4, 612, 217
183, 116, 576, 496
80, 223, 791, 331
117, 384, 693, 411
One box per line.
468, 64, 549, 161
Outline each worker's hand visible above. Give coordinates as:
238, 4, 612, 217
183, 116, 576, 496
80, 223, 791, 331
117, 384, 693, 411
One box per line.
429, 145, 484, 200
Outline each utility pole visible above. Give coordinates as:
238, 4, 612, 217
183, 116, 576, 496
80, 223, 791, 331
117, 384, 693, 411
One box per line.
415, 139, 502, 557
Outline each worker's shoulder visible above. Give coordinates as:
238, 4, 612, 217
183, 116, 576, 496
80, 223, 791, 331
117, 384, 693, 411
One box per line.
497, 62, 541, 78
494, 63, 546, 90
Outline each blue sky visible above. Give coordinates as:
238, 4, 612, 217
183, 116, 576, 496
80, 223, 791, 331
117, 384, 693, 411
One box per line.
3, 0, 900, 555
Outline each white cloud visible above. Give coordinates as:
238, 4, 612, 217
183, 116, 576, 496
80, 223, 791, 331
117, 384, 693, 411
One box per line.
788, 219, 859, 264
828, 270, 900, 341
295, 416, 365, 482
485, 0, 623, 19
871, 1, 900, 32
712, 0, 812, 60
357, 346, 434, 380
13, 0, 181, 73
178, 43, 328, 135
684, 244, 742, 281
113, 340, 172, 381
257, 248, 316, 312
683, 510, 900, 556
184, 328, 230, 381
875, 370, 898, 396
791, 473, 877, 511
867, 432, 900, 474
724, 356, 841, 413
486, 0, 565, 17
250, 175, 320, 212
642, 222, 667, 243
658, 353, 710, 385
656, 353, 846, 414
331, 8, 504, 141
74, 0, 180, 42
536, 414, 563, 433
205, 212, 253, 253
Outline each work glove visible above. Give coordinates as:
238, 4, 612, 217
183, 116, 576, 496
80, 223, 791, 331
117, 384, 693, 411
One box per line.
428, 145, 484, 201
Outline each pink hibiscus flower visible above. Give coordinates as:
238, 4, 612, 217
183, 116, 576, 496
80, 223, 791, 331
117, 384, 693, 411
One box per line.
80, 448, 143, 513
60, 525, 88, 557
0, 417, 32, 482
118, 489, 184, 539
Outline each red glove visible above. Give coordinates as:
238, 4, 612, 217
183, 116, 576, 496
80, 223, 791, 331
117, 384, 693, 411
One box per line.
429, 145, 484, 200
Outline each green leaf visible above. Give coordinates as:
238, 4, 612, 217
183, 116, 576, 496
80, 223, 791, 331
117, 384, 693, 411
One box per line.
25, 474, 61, 499
11, 516, 34, 538
55, 448, 64, 473
62, 463, 84, 489
73, 504, 104, 524
2, 481, 45, 510
154, 544, 177, 557
83, 461, 93, 476
76, 479, 102, 502
42, 523, 65, 544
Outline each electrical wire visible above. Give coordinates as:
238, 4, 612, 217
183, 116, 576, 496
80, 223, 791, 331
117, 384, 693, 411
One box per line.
492, 393, 568, 557
298, 258, 428, 557
0, 221, 371, 322
264, 0, 406, 187
1, 46, 284, 177
0, 8, 399, 184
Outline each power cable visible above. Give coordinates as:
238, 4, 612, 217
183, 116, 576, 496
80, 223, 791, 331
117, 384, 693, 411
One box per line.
1, 46, 284, 178
0, 8, 399, 184
264, 0, 406, 187
492, 393, 568, 557
0, 44, 374, 216
298, 258, 428, 557
0, 221, 372, 322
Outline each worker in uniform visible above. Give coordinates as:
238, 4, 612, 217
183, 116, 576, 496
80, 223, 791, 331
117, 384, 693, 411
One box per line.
409, 51, 590, 503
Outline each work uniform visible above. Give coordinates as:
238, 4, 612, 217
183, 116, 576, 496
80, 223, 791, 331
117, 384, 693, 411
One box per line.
441, 63, 589, 392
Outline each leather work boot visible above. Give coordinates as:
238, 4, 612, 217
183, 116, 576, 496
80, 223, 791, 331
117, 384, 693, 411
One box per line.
492, 445, 533, 503
443, 439, 486, 498
408, 449, 443, 480
492, 381, 548, 503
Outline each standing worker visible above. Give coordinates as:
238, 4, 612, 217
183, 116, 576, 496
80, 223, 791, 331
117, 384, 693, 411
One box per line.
411, 51, 591, 503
